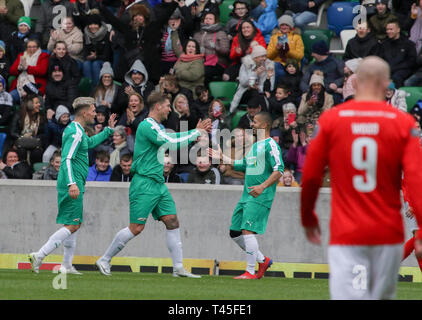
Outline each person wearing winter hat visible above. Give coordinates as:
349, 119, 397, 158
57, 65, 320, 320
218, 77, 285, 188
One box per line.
385, 81, 407, 112
369, 0, 397, 41
229, 44, 275, 113
43, 105, 71, 163
298, 70, 334, 128
93, 62, 119, 109
300, 40, 345, 105
82, 14, 112, 87
267, 14, 304, 83
341, 58, 362, 101
8, 16, 36, 63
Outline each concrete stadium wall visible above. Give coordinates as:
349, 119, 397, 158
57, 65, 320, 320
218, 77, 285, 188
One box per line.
0, 180, 418, 267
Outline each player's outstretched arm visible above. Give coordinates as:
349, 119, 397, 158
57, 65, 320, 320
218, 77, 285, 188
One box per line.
87, 113, 117, 149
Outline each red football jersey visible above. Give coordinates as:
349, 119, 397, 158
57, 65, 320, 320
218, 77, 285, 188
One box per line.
301, 100, 422, 245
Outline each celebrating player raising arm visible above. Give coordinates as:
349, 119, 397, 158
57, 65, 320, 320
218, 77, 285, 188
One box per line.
209, 112, 284, 279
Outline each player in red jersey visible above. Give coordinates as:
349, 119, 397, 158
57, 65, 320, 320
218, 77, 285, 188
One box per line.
300, 56, 422, 300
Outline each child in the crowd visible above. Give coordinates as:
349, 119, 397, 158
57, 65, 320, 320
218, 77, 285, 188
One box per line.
191, 85, 213, 120
385, 81, 407, 112
87, 150, 112, 181
9, 17, 36, 63
43, 150, 61, 180
268, 83, 295, 128
277, 169, 300, 187
0, 41, 10, 82
337, 58, 361, 102
0, 75, 13, 127
43, 105, 71, 162
94, 105, 110, 132
277, 58, 302, 104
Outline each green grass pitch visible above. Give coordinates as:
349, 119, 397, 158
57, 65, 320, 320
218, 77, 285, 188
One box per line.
2, 269, 422, 300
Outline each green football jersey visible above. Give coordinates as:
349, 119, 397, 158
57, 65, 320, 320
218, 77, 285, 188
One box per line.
233, 137, 284, 208
57, 121, 113, 192
131, 117, 201, 183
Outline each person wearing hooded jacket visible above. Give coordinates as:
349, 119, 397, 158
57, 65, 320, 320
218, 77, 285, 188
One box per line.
111, 59, 154, 117
254, 0, 278, 44
42, 104, 70, 162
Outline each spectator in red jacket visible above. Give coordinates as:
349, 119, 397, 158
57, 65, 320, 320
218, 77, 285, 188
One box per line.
223, 19, 266, 81
9, 38, 49, 104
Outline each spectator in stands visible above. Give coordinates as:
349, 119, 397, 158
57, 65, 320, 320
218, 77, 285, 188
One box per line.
238, 96, 262, 130
193, 11, 230, 85
267, 15, 304, 84
224, 0, 251, 40
35, 0, 73, 48
339, 58, 361, 102
71, 0, 100, 30
218, 127, 251, 185
277, 168, 299, 187
188, 153, 223, 184
253, 0, 278, 44
42, 104, 70, 162
98, 1, 178, 84
230, 45, 274, 113
47, 16, 84, 68
173, 39, 205, 98
223, 18, 266, 82
392, 0, 415, 32
206, 98, 230, 147
369, 0, 397, 42
279, 102, 296, 165
82, 14, 112, 87
191, 0, 220, 31
10, 94, 46, 165
110, 152, 133, 182
0, 75, 13, 127
379, 19, 417, 88
286, 127, 309, 184
385, 81, 407, 112
284, 0, 325, 31
277, 59, 302, 103
42, 150, 61, 180
93, 62, 120, 111
191, 85, 213, 120
297, 70, 334, 129
342, 21, 379, 61
160, 7, 193, 76
9, 38, 49, 104
300, 40, 344, 105
268, 84, 294, 127
0, 0, 24, 42
94, 105, 109, 132
0, 147, 32, 179
47, 40, 81, 88
0, 40, 9, 81
405, 45, 422, 86
112, 59, 154, 116
168, 93, 199, 132
44, 63, 78, 113
163, 153, 181, 183
8, 16, 36, 63
117, 92, 148, 146
87, 150, 112, 181
159, 73, 194, 106
409, 1, 422, 59
108, 125, 131, 169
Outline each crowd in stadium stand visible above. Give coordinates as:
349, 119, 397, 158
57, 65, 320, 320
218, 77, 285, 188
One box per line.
0, 0, 421, 185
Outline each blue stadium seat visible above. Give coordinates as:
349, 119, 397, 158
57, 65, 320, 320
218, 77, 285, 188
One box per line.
327, 1, 359, 36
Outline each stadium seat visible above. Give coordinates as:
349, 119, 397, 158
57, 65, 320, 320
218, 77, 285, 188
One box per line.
78, 77, 93, 96
33, 162, 49, 172
330, 29, 357, 55
327, 1, 359, 36
399, 87, 422, 112
231, 110, 247, 128
0, 132, 6, 158
208, 81, 238, 108
302, 29, 333, 61
306, 0, 333, 29
219, 0, 235, 25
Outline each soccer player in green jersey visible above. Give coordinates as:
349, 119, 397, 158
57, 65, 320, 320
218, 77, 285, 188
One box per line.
29, 97, 117, 274
96, 92, 212, 278
210, 112, 284, 279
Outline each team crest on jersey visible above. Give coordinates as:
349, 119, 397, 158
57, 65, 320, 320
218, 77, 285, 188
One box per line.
73, 218, 80, 222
